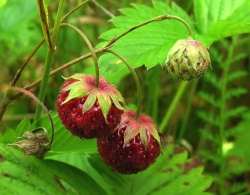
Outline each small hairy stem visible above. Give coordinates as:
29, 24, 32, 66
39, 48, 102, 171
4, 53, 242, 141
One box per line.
91, 0, 115, 18
159, 82, 189, 133
106, 49, 142, 120
34, 0, 65, 121
60, 23, 100, 87
61, 0, 89, 22
14, 87, 54, 145
104, 14, 192, 48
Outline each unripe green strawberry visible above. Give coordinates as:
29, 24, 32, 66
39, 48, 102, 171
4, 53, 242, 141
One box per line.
165, 39, 211, 81
56, 74, 125, 139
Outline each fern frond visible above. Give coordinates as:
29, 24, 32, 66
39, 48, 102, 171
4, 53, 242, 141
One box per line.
226, 88, 247, 99
231, 53, 248, 64
225, 106, 248, 120
225, 126, 244, 139
228, 182, 248, 195
227, 70, 248, 83
199, 128, 220, 145
197, 110, 220, 127
204, 71, 221, 89
198, 91, 221, 108
198, 150, 221, 165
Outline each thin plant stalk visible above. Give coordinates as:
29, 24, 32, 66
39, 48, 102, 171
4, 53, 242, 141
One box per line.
60, 23, 100, 87
159, 82, 189, 133
177, 80, 198, 143
106, 50, 142, 120
34, 0, 66, 121
218, 37, 236, 195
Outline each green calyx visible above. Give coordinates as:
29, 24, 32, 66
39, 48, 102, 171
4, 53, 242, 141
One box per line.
121, 112, 162, 150
61, 74, 125, 122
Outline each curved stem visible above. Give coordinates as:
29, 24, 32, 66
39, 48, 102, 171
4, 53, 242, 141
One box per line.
106, 49, 142, 120
104, 14, 192, 48
91, 0, 115, 18
14, 87, 54, 145
61, 0, 89, 22
60, 23, 100, 87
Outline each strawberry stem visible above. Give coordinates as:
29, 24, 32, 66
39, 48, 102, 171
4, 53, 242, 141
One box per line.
106, 50, 142, 120
14, 87, 54, 146
104, 14, 193, 49
60, 23, 100, 87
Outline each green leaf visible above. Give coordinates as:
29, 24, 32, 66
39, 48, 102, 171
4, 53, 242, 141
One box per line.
44, 159, 107, 195
89, 144, 212, 195
0, 143, 106, 194
98, 2, 195, 72
0, 116, 32, 145
0, 127, 17, 144
194, 0, 246, 34
46, 153, 113, 195
194, 0, 250, 46
0, 143, 65, 194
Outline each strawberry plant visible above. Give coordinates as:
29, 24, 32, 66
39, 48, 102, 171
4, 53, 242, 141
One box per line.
1, 0, 250, 194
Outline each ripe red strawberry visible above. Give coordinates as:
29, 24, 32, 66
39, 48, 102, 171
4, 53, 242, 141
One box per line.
97, 110, 162, 174
56, 74, 124, 139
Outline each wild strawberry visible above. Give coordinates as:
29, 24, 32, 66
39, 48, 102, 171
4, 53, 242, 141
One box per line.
165, 39, 211, 81
97, 110, 161, 174
56, 74, 124, 139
